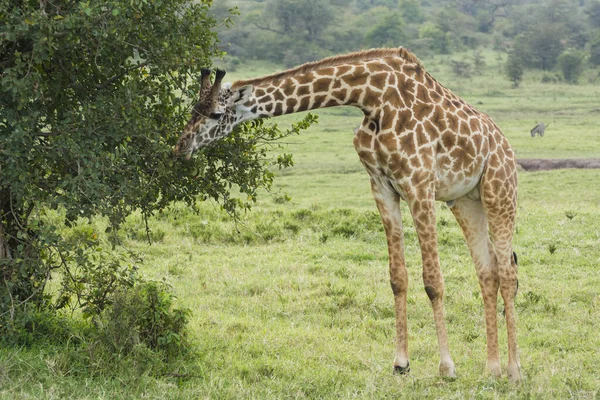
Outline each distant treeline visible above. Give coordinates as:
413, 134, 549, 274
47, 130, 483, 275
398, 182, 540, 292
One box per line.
211, 0, 600, 83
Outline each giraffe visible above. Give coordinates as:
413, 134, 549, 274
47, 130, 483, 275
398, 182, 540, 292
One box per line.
175, 48, 521, 382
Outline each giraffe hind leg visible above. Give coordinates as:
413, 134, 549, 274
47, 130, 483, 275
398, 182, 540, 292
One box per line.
449, 195, 502, 377
481, 164, 521, 382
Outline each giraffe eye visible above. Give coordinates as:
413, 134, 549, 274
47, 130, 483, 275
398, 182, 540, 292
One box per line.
209, 112, 223, 119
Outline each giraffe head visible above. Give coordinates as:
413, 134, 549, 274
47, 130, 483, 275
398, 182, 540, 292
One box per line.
174, 69, 255, 159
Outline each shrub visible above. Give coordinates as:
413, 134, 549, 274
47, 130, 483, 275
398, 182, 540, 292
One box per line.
558, 50, 585, 83
94, 280, 191, 357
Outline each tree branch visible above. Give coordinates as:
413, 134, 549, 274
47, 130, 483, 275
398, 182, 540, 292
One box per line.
252, 22, 285, 35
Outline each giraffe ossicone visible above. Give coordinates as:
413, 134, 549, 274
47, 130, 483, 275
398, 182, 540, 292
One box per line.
176, 47, 521, 382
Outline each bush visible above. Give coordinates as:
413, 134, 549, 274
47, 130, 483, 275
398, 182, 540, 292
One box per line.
558, 50, 585, 83
94, 280, 191, 357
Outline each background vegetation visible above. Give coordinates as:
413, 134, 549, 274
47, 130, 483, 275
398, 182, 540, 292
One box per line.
1, 0, 599, 398
214, 0, 600, 86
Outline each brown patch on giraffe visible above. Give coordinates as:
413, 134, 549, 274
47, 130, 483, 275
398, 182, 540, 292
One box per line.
286, 98, 298, 111
398, 132, 416, 155
380, 105, 396, 131
325, 98, 340, 107
332, 89, 347, 102
472, 133, 483, 152
423, 120, 437, 135
387, 72, 398, 86
336, 65, 353, 76
488, 153, 500, 169
297, 85, 311, 97
378, 132, 398, 153
430, 90, 442, 103
294, 72, 316, 85
397, 109, 416, 131
414, 102, 434, 121
370, 73, 387, 90
384, 87, 402, 107
258, 95, 272, 104
363, 87, 382, 109
451, 99, 463, 108
410, 168, 429, 188
402, 63, 423, 79
415, 124, 431, 146
398, 78, 415, 104
391, 156, 412, 180
255, 88, 266, 97
314, 94, 327, 107
424, 73, 435, 87
447, 114, 458, 132
441, 131, 456, 149
314, 77, 332, 93
273, 103, 283, 116
348, 88, 363, 104
319, 67, 335, 76
356, 131, 374, 149
282, 84, 295, 97
421, 152, 434, 169
459, 120, 471, 136
264, 103, 273, 113
430, 106, 447, 131
457, 109, 469, 121
273, 90, 285, 101
342, 72, 368, 87
469, 118, 482, 132
416, 84, 431, 103
331, 79, 343, 90
367, 61, 393, 73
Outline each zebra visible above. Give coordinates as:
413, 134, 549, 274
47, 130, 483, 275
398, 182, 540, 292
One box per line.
530, 122, 549, 137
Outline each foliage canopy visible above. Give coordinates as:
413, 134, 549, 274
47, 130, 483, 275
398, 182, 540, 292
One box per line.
0, 0, 311, 323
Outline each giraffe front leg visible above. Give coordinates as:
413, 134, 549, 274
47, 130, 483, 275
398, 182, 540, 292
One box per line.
369, 179, 410, 374
409, 196, 456, 378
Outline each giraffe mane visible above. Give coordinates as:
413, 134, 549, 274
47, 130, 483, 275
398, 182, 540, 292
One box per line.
231, 47, 423, 89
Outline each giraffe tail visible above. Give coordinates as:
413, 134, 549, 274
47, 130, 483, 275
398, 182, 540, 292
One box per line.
512, 251, 519, 297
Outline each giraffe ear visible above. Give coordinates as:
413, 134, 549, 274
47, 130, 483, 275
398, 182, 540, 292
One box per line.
231, 85, 253, 107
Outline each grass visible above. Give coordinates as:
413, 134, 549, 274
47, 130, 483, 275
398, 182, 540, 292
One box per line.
2, 52, 600, 399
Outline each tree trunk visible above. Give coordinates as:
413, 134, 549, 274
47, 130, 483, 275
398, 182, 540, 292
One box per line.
0, 222, 11, 260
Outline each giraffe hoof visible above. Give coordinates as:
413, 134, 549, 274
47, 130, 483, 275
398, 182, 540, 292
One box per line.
393, 362, 410, 375
487, 362, 502, 378
439, 360, 456, 378
507, 363, 522, 383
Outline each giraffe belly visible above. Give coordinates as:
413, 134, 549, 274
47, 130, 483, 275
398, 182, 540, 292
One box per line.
434, 177, 479, 202
433, 164, 483, 202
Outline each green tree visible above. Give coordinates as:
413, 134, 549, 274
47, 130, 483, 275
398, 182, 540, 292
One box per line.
419, 22, 451, 54
268, 0, 334, 42
515, 25, 564, 69
364, 12, 406, 48
399, 0, 425, 24
506, 51, 524, 87
588, 0, 600, 27
589, 34, 600, 66
557, 50, 585, 83
0, 1, 309, 323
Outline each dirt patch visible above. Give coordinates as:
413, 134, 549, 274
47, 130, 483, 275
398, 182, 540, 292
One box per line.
517, 158, 600, 171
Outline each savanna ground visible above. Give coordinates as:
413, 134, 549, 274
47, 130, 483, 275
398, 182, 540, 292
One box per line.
1, 52, 600, 399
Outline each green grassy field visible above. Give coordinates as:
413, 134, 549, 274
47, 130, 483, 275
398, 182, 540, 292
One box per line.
2, 54, 600, 399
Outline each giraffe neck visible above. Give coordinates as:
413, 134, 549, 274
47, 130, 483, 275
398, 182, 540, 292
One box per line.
232, 60, 403, 120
